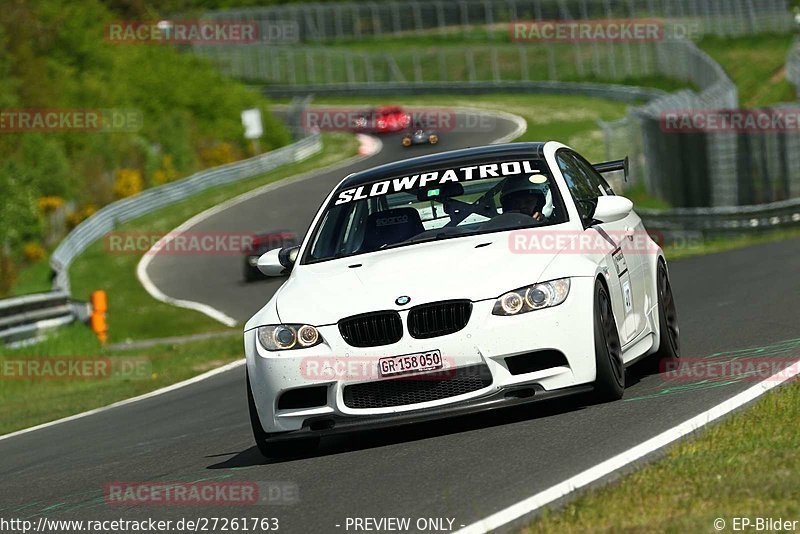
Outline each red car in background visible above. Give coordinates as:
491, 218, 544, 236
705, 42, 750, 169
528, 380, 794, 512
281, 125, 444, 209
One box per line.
352, 106, 410, 134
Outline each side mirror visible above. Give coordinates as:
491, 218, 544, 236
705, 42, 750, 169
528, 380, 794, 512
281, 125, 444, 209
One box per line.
592, 196, 633, 224
257, 246, 299, 277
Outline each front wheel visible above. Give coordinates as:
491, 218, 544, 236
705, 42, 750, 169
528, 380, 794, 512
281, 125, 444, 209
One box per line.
592, 279, 625, 402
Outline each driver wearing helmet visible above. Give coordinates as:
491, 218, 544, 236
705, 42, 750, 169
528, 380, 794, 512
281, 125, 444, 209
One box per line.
499, 174, 549, 221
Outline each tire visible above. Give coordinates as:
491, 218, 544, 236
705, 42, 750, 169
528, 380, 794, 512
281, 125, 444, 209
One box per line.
429, 135, 439, 144
243, 261, 259, 283
592, 279, 625, 402
247, 370, 319, 458
652, 261, 680, 366
402, 137, 412, 147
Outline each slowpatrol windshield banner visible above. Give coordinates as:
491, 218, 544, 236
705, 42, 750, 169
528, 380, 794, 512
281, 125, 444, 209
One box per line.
334, 160, 547, 205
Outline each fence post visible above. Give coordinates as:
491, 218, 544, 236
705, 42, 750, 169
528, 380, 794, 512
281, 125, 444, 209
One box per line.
518, 45, 529, 81
466, 48, 477, 82
413, 50, 423, 83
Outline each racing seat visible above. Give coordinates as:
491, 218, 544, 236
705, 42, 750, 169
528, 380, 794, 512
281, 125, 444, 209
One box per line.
360, 207, 424, 252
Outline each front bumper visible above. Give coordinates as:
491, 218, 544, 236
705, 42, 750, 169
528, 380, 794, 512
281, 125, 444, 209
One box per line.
246, 277, 597, 435
267, 383, 593, 442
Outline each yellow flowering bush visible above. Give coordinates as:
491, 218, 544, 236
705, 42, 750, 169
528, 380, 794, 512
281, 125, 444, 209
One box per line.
22, 242, 46, 262
113, 168, 143, 199
153, 155, 178, 185
199, 143, 238, 168
37, 196, 65, 214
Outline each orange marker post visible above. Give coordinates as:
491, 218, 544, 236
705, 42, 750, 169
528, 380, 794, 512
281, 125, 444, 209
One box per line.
90, 290, 108, 344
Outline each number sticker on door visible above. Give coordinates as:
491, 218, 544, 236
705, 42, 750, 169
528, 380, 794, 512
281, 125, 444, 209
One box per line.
622, 280, 633, 313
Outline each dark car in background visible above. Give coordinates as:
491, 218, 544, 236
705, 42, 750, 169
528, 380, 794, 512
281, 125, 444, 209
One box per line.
401, 129, 439, 147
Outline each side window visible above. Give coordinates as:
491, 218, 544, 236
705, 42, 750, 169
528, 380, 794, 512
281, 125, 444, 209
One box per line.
572, 153, 615, 196
556, 151, 597, 220
556, 150, 615, 221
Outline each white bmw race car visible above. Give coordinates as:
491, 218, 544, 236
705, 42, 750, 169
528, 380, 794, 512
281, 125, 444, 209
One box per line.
244, 141, 680, 456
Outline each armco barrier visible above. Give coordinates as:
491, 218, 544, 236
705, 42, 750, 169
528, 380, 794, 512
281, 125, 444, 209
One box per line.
640, 198, 800, 241
49, 134, 321, 293
0, 134, 321, 345
261, 80, 667, 103
0, 291, 78, 345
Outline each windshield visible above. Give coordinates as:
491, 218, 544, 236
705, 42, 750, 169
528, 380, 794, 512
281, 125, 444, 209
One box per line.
303, 158, 568, 264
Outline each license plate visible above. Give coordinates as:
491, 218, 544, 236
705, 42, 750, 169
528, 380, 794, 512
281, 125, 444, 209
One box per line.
379, 350, 443, 377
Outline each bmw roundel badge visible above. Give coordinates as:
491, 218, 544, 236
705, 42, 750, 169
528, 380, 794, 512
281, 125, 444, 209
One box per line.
395, 296, 411, 306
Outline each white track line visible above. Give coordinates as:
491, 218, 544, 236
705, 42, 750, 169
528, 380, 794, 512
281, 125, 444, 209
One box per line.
485, 109, 527, 144
136, 135, 383, 327
455, 359, 800, 534
0, 359, 245, 443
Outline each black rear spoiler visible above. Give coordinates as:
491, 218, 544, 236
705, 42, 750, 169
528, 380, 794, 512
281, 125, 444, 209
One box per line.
594, 156, 629, 182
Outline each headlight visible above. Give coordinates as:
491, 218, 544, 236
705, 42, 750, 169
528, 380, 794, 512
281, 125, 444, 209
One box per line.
492, 278, 571, 316
257, 324, 323, 351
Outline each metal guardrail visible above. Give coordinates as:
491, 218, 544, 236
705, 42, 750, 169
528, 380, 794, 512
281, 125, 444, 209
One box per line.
0, 291, 77, 345
261, 80, 667, 102
0, 134, 322, 345
49, 134, 321, 293
640, 198, 800, 241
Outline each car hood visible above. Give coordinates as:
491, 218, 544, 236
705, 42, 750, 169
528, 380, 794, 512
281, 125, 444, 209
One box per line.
273, 232, 566, 326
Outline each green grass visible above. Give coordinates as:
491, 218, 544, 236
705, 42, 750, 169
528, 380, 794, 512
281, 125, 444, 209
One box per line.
10, 259, 53, 297
699, 33, 798, 107
0, 324, 244, 436
523, 380, 800, 533
59, 132, 358, 343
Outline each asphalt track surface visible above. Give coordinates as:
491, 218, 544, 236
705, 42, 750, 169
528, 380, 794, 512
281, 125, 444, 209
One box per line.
1, 113, 799, 533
